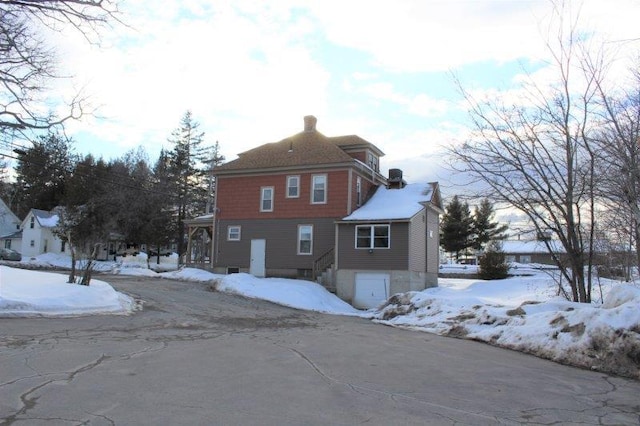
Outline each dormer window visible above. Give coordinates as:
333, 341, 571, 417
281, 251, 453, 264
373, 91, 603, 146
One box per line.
367, 152, 378, 172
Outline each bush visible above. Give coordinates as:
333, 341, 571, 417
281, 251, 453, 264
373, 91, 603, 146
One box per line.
478, 241, 509, 280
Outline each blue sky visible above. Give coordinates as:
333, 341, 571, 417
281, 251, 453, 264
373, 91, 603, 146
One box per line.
43, 0, 640, 195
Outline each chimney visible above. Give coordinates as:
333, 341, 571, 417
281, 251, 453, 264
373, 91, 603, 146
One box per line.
388, 168, 406, 189
303, 115, 317, 132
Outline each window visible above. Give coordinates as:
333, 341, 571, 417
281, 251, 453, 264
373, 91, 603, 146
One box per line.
30, 240, 35, 247
356, 176, 362, 206
298, 225, 313, 255
61, 241, 66, 252
261, 187, 274, 212
356, 225, 390, 249
30, 216, 35, 229
520, 255, 532, 264
287, 175, 300, 198
4, 240, 11, 249
367, 152, 378, 171
311, 174, 327, 204
227, 226, 241, 241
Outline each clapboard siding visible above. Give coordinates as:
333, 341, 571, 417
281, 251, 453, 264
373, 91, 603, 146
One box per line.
215, 218, 336, 270
337, 222, 408, 271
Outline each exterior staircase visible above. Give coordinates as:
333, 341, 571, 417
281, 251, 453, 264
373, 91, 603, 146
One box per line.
313, 247, 336, 293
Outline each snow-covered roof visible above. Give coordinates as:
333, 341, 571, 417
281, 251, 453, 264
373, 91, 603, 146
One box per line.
0, 230, 22, 240
32, 209, 59, 228
342, 183, 436, 221
502, 240, 566, 254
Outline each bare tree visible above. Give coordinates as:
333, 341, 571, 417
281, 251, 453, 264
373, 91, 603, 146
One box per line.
450, 2, 600, 303
588, 61, 640, 273
0, 0, 119, 133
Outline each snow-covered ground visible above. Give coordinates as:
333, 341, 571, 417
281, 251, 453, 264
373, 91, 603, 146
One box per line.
1, 255, 639, 379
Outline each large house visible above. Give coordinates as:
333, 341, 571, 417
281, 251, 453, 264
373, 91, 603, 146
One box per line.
211, 116, 443, 308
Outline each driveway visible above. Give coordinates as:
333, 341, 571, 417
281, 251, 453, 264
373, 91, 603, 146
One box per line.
1, 275, 638, 425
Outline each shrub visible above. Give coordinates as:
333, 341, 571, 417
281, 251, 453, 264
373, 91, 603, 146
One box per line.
478, 240, 509, 280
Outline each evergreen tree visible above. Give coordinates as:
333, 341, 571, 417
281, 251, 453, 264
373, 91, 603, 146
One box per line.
148, 148, 177, 264
13, 132, 73, 217
204, 140, 225, 213
440, 195, 474, 261
478, 240, 509, 280
166, 111, 210, 258
472, 198, 508, 250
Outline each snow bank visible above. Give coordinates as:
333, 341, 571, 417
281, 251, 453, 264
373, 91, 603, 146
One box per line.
217, 273, 364, 316
375, 276, 640, 378
0, 266, 135, 317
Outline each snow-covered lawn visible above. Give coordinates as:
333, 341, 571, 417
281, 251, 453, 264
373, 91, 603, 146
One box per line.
1, 255, 639, 379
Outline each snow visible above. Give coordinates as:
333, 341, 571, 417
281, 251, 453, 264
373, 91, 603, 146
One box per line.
342, 183, 434, 221
38, 214, 59, 228
0, 266, 135, 317
1, 262, 639, 378
216, 273, 362, 315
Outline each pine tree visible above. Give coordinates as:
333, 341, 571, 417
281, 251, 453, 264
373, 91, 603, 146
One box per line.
472, 198, 508, 250
478, 240, 509, 280
166, 111, 211, 258
440, 195, 474, 261
13, 132, 73, 217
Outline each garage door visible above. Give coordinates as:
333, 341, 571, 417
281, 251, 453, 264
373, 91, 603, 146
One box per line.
354, 273, 390, 309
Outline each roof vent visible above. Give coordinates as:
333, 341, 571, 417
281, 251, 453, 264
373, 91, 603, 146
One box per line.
303, 115, 317, 132
388, 168, 406, 189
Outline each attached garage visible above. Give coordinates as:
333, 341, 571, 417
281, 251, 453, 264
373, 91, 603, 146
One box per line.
353, 273, 390, 309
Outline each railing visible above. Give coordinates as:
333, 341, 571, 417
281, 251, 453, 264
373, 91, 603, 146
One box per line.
312, 247, 334, 281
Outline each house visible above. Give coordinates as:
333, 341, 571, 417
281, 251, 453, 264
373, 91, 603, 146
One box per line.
210, 115, 442, 308
501, 240, 566, 265
20, 209, 66, 258
335, 179, 442, 309
0, 198, 22, 251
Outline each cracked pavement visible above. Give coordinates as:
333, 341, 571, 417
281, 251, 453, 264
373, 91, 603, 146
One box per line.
1, 274, 639, 425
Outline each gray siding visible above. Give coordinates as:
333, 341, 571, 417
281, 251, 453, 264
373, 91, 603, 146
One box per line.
215, 218, 335, 272
408, 211, 426, 272
337, 222, 408, 270
426, 207, 440, 274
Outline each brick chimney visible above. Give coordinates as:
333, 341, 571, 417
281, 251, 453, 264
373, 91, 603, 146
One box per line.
388, 168, 407, 189
303, 115, 317, 132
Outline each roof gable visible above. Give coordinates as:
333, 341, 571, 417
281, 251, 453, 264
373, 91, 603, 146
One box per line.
22, 209, 59, 228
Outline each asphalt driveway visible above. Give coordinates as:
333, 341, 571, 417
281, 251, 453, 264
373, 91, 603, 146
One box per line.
1, 274, 638, 425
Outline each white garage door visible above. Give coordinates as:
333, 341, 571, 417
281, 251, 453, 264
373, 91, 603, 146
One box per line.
354, 273, 390, 309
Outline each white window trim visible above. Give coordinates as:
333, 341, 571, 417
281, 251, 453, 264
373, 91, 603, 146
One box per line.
297, 224, 313, 255
286, 175, 300, 198
260, 186, 274, 212
356, 176, 362, 206
311, 174, 327, 204
355, 224, 390, 249
227, 225, 241, 241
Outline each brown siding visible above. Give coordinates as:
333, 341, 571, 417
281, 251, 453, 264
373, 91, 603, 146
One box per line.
337, 222, 408, 270
215, 218, 336, 271
216, 170, 351, 220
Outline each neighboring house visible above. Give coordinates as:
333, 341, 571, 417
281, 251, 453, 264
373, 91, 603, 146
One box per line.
0, 198, 22, 251
20, 209, 66, 258
501, 240, 566, 265
210, 115, 442, 308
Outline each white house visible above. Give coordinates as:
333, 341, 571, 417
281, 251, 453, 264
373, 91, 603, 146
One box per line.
0, 198, 22, 251
20, 209, 66, 258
